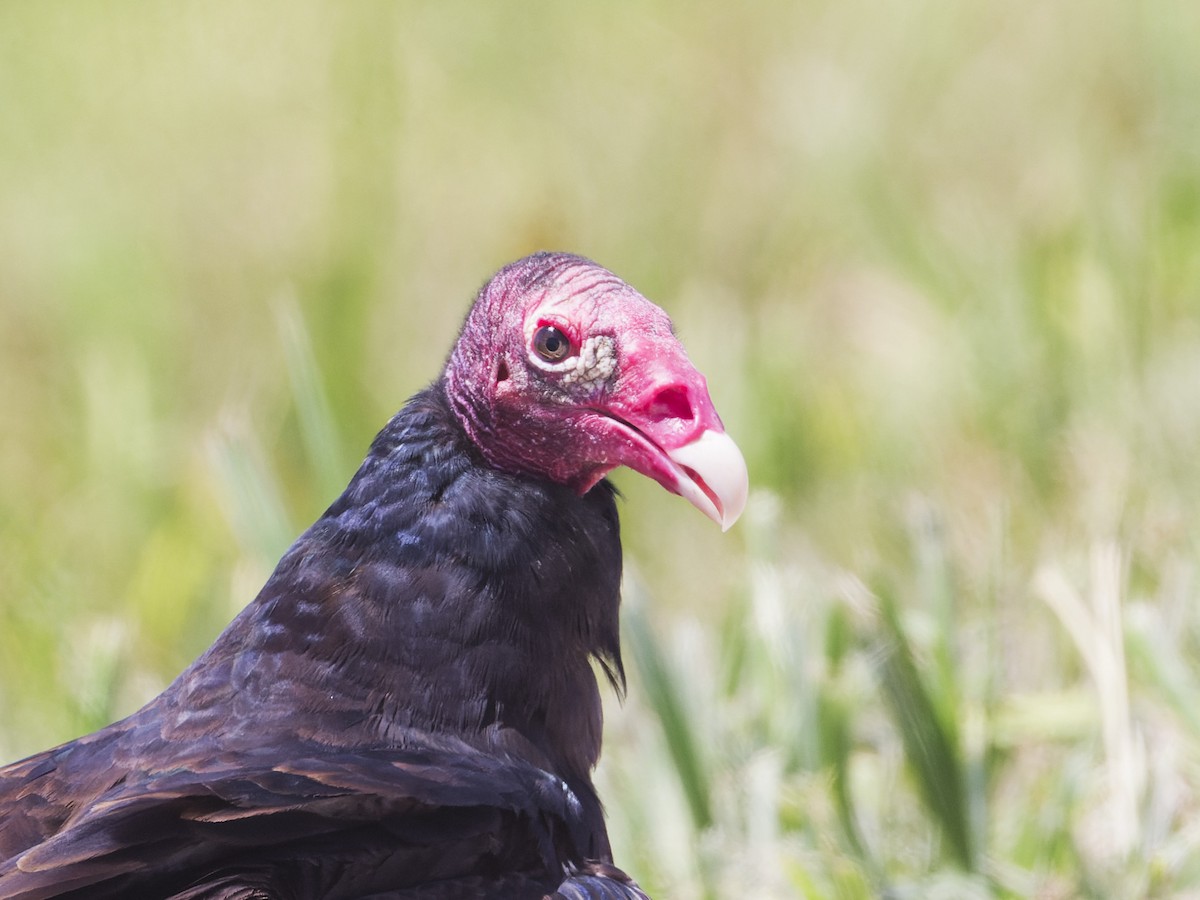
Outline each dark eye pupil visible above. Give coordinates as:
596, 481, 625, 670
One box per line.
534, 326, 570, 361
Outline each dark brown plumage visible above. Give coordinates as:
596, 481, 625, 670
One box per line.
0, 253, 747, 899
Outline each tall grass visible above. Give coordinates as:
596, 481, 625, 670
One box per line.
2, 0, 1200, 896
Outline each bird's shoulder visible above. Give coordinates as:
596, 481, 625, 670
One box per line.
0, 381, 633, 899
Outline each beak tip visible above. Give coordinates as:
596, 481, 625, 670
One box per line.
718, 468, 748, 533
667, 429, 749, 532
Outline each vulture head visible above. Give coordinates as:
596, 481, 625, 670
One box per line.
445, 251, 748, 530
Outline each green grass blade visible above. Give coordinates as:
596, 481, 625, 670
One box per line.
207, 426, 294, 570
623, 599, 714, 831
275, 294, 347, 502
875, 585, 975, 870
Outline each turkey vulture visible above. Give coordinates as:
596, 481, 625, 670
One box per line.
0, 252, 747, 899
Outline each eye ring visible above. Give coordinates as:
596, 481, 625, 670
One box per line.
533, 325, 572, 362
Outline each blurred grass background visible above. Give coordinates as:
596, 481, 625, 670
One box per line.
2, 1, 1200, 896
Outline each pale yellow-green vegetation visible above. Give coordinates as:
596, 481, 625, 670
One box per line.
2, 1, 1199, 897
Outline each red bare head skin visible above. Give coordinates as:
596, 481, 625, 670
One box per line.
445, 252, 748, 529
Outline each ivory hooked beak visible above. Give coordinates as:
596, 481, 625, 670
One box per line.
665, 429, 748, 531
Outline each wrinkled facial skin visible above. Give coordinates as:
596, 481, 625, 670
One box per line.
445, 252, 747, 530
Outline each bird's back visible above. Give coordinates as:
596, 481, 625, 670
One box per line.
0, 385, 635, 899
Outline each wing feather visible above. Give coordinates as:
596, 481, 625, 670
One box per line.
1, 743, 585, 899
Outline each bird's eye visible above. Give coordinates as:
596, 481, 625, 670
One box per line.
533, 325, 572, 362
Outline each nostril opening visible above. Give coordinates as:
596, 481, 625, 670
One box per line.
646, 385, 694, 423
